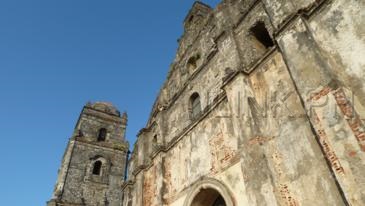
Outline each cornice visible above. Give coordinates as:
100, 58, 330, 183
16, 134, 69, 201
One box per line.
73, 137, 129, 153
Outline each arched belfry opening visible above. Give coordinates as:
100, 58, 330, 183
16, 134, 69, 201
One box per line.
97, 128, 107, 142
92, 160, 102, 175
190, 188, 227, 206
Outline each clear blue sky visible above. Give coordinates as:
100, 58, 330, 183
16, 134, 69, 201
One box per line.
0, 0, 220, 205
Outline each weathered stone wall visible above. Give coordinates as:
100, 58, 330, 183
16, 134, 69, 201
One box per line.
276, 0, 365, 204
47, 1, 364, 204
225, 51, 344, 205
123, 0, 365, 205
48, 103, 129, 206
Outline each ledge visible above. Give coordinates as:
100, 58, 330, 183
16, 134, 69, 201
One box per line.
127, 91, 227, 179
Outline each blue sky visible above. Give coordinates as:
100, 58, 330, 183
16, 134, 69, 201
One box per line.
0, 0, 221, 205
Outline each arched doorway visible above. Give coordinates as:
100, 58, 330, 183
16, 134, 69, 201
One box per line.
183, 178, 235, 206
190, 188, 227, 206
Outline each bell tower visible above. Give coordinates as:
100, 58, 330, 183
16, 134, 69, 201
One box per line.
47, 102, 129, 206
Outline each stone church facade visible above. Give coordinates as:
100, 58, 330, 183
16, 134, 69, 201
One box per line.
48, 0, 365, 205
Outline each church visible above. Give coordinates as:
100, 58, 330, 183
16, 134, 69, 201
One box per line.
47, 0, 365, 205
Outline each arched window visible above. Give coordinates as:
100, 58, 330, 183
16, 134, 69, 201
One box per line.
250, 21, 274, 50
190, 93, 201, 119
92, 160, 102, 175
153, 135, 158, 144
97, 128, 107, 142
187, 54, 201, 73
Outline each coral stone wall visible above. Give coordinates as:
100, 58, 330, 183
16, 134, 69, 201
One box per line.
122, 0, 365, 205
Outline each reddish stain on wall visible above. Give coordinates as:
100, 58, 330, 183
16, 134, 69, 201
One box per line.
333, 88, 365, 152
209, 132, 236, 174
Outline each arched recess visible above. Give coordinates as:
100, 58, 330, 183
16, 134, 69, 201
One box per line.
97, 128, 107, 142
92, 160, 102, 175
189, 92, 201, 120
86, 156, 109, 180
183, 178, 236, 206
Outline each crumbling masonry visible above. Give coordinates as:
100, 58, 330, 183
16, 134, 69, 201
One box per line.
48, 0, 365, 205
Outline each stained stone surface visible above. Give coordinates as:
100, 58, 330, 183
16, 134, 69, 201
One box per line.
48, 0, 365, 205
47, 102, 129, 206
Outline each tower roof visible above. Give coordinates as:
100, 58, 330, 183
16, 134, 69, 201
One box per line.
86, 102, 121, 116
